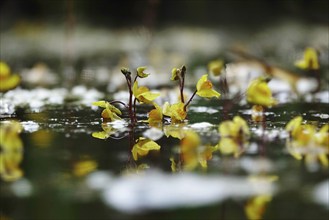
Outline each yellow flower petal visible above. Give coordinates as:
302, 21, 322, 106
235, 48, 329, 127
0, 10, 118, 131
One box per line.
171, 68, 180, 81
294, 47, 319, 70
246, 77, 277, 107
133, 81, 160, 103
219, 121, 237, 138
137, 66, 149, 78
196, 74, 221, 98
147, 103, 163, 126
285, 116, 303, 138
0, 74, 20, 92
92, 100, 107, 108
163, 124, 185, 139
208, 60, 224, 76
218, 138, 238, 155
0, 61, 11, 77
245, 195, 272, 220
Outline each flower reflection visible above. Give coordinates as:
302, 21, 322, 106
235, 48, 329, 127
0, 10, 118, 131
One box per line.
92, 123, 117, 140
0, 121, 24, 181
245, 175, 278, 220
285, 117, 329, 169
180, 130, 200, 171
123, 163, 150, 175
163, 123, 187, 139
245, 194, 272, 220
73, 158, 98, 177
217, 116, 250, 157
131, 137, 161, 161
172, 130, 216, 171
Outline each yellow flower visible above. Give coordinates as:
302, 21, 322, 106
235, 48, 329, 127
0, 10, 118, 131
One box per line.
196, 74, 221, 98
132, 137, 161, 161
245, 195, 272, 220
246, 76, 277, 107
92, 101, 122, 121
0, 121, 24, 181
147, 103, 163, 127
163, 102, 187, 123
137, 66, 149, 78
208, 60, 224, 76
170, 67, 180, 81
294, 47, 319, 70
133, 81, 160, 104
0, 61, 20, 92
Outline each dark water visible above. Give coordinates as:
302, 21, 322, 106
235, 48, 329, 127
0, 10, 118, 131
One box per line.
1, 97, 328, 220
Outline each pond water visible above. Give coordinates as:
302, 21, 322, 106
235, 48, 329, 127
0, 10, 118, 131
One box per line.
1, 86, 328, 220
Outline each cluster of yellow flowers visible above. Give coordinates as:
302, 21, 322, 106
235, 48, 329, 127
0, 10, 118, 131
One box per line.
93, 66, 221, 126
0, 121, 24, 181
285, 116, 329, 168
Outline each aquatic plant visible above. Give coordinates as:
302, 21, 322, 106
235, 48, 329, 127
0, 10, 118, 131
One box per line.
295, 47, 320, 70
93, 65, 220, 126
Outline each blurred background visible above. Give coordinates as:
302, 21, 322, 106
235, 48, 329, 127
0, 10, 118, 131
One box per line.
1, 0, 328, 89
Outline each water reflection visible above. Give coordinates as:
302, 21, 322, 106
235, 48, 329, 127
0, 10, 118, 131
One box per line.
0, 121, 24, 181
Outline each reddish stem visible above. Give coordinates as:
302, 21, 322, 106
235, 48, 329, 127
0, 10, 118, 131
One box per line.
184, 90, 197, 111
